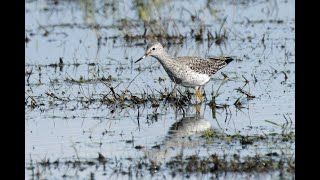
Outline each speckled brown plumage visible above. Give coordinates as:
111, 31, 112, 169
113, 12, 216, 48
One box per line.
135, 42, 234, 88
176, 56, 234, 76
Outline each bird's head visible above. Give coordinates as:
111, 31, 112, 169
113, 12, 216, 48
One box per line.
135, 42, 164, 63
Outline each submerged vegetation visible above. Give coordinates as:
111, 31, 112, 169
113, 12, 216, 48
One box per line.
27, 129, 294, 179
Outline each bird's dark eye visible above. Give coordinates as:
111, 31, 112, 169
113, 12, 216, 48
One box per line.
152, 48, 155, 50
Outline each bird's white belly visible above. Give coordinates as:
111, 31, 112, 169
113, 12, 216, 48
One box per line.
162, 62, 211, 87
180, 72, 211, 87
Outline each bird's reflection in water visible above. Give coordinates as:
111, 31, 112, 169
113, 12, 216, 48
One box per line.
168, 114, 210, 137
145, 104, 214, 166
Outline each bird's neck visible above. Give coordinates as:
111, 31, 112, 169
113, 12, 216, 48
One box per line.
152, 53, 179, 80
152, 53, 175, 66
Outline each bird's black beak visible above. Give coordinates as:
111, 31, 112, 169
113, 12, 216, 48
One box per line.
135, 55, 146, 63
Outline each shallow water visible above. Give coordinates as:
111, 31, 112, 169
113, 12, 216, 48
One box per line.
25, 0, 294, 179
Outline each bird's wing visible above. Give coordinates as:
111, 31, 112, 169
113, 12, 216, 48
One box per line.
175, 56, 233, 76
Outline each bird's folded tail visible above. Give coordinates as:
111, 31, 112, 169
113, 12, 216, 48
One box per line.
224, 57, 234, 64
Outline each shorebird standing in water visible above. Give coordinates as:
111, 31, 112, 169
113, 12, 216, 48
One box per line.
135, 42, 234, 103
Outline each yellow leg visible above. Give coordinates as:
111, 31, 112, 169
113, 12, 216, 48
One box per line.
195, 93, 198, 104
195, 87, 201, 113
196, 87, 203, 102
196, 103, 201, 113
